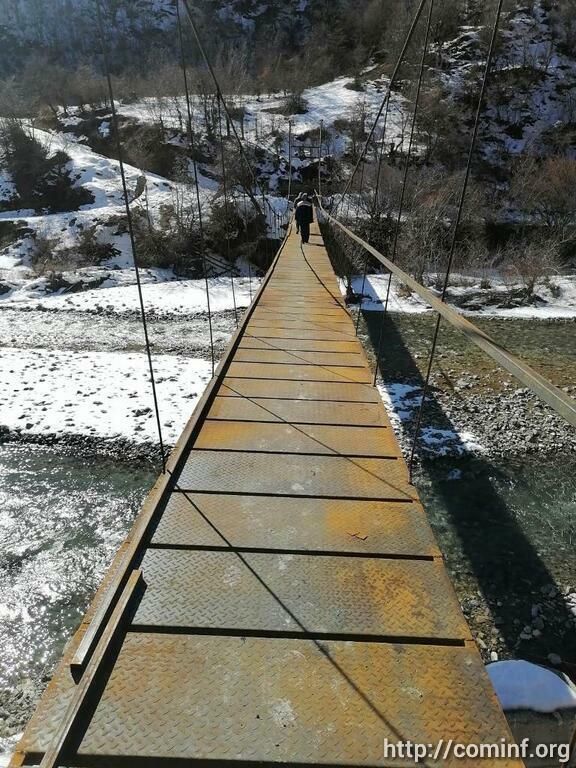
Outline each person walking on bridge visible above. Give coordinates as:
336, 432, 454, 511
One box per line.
295, 193, 314, 244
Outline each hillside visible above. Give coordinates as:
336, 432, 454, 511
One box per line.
0, 0, 367, 79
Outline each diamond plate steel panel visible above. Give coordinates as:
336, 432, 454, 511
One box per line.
241, 337, 364, 353
208, 396, 390, 425
75, 635, 521, 766
227, 362, 372, 383
134, 549, 469, 640
151, 492, 439, 556
234, 349, 365, 366
245, 327, 353, 340
256, 305, 348, 317
248, 320, 354, 335
251, 310, 351, 326
177, 450, 415, 500
220, 377, 381, 402
194, 420, 401, 457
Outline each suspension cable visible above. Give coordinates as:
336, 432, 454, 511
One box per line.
95, 0, 166, 472
373, 0, 434, 384
180, 0, 274, 220
217, 98, 239, 327
408, 0, 505, 478
176, 0, 215, 375
334, 0, 429, 217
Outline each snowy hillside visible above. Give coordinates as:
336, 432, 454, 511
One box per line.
441, 3, 576, 163
0, 0, 317, 69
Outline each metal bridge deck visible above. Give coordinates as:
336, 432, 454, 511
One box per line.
13, 224, 521, 767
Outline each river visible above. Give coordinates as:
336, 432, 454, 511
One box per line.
0, 306, 574, 746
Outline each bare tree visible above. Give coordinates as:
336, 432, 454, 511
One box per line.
511, 155, 576, 233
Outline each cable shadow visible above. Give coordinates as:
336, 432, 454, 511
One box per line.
215, 380, 415, 502
161, 485, 436, 761
362, 309, 576, 661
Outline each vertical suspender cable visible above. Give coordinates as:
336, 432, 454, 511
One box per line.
176, 0, 215, 375
287, 119, 293, 204
408, 0, 504, 478
95, 0, 166, 472
373, 0, 434, 384
240, 186, 253, 301
318, 119, 323, 197
217, 97, 239, 327
355, 99, 392, 334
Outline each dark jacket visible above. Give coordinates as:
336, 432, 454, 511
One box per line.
295, 200, 314, 226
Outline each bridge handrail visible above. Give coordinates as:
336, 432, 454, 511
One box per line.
318, 203, 576, 429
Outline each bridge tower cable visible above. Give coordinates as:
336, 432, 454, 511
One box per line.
408, 0, 505, 478
333, 0, 429, 218
94, 0, 167, 472
318, 119, 324, 197
373, 0, 435, 384
180, 0, 285, 277
175, 0, 216, 375
181, 0, 276, 222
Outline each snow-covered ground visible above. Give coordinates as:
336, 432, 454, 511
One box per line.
2, 275, 260, 316
0, 348, 212, 444
377, 381, 484, 457
0, 126, 217, 285
119, 75, 409, 158
346, 273, 576, 319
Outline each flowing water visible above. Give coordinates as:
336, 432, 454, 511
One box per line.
0, 306, 574, 741
0, 444, 156, 733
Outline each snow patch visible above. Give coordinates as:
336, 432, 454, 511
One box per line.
4, 276, 261, 317
0, 348, 212, 444
344, 273, 576, 320
376, 381, 483, 457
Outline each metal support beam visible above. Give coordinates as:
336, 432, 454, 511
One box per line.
320, 206, 576, 429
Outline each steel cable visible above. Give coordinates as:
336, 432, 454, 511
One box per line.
408, 0, 505, 477
95, 0, 167, 471
373, 0, 435, 384
334, 0, 429, 218
176, 0, 216, 375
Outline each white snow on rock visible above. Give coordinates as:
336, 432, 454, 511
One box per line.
0, 170, 16, 204
4, 276, 261, 317
376, 381, 483, 457
0, 348, 212, 444
346, 274, 430, 314
488, 660, 576, 713
344, 273, 576, 319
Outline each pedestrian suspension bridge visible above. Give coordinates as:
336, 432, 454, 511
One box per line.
13, 222, 531, 768
11, 0, 576, 764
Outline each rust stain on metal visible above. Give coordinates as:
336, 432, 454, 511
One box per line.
12, 223, 522, 767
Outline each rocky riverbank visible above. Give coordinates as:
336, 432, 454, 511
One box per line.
361, 312, 576, 462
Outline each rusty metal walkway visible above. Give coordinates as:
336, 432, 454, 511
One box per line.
13, 224, 521, 767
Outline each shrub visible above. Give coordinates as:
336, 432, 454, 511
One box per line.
29, 232, 61, 275
0, 120, 94, 213
283, 92, 309, 115
76, 226, 119, 266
